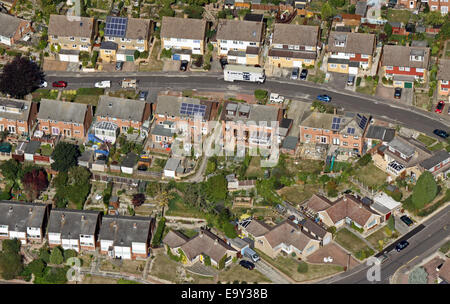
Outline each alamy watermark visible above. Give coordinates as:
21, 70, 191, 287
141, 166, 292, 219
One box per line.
66, 257, 83, 282
366, 257, 381, 282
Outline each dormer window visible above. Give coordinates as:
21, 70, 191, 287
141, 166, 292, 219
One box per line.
410, 55, 423, 62
334, 35, 346, 47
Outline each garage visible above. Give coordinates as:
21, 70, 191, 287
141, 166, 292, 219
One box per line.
59, 51, 79, 62
114, 246, 131, 259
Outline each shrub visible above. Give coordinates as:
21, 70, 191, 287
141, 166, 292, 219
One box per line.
49, 247, 64, 265
254, 89, 268, 101
91, 51, 99, 66
357, 154, 372, 167
411, 171, 437, 209
387, 216, 395, 231
203, 255, 211, 266
327, 226, 337, 235
356, 77, 362, 86
151, 217, 166, 247
297, 261, 308, 273
140, 51, 149, 59
161, 48, 172, 59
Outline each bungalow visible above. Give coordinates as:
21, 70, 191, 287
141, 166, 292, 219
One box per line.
163, 228, 237, 267
437, 259, 450, 284
47, 209, 101, 252
381, 44, 431, 87
0, 12, 32, 46
0, 97, 38, 138
0, 201, 49, 244
268, 24, 320, 68
302, 194, 333, 214
37, 99, 93, 140
254, 220, 321, 259
437, 59, 450, 96
99, 215, 154, 260
418, 150, 450, 180
160, 16, 207, 59
326, 32, 376, 74
238, 217, 271, 239
318, 195, 381, 232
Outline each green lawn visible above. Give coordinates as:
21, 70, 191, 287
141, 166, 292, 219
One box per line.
278, 184, 317, 204
439, 240, 450, 254
245, 156, 264, 178
166, 192, 204, 218
356, 77, 377, 95
353, 163, 388, 189
387, 9, 412, 24
428, 142, 445, 151
149, 253, 179, 283
365, 226, 398, 251
39, 144, 53, 157
219, 263, 271, 283
335, 228, 372, 260
417, 134, 437, 147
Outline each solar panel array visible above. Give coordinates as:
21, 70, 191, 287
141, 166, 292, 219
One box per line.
180, 103, 206, 117
331, 117, 341, 130
347, 127, 355, 134
105, 16, 128, 38
357, 114, 368, 130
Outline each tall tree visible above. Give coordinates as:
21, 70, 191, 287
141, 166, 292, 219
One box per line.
0, 239, 23, 280
0, 56, 44, 99
411, 171, 437, 209
321, 2, 334, 21
22, 169, 49, 201
132, 193, 146, 207
0, 159, 22, 181
51, 142, 80, 172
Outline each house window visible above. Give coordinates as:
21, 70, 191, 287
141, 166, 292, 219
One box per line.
249, 42, 256, 46
404, 67, 410, 72
361, 54, 369, 58
441, 80, 449, 85
330, 64, 337, 68
340, 64, 347, 69
353, 143, 359, 147
69, 37, 75, 41
72, 44, 77, 48
399, 67, 405, 71
321, 136, 327, 144
7, 126, 15, 133
81, 38, 87, 42
343, 141, 348, 146
386, 66, 393, 70
137, 39, 144, 44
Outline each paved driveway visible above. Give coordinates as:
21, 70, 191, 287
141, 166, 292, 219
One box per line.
286, 100, 310, 137
376, 85, 413, 105
328, 72, 348, 90
306, 243, 360, 270
242, 257, 292, 284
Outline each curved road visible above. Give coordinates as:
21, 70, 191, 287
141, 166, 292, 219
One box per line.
44, 72, 449, 140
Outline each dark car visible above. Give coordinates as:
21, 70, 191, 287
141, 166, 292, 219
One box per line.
300, 69, 308, 80
435, 100, 445, 113
219, 57, 228, 69
137, 165, 148, 171
115, 61, 124, 71
394, 88, 402, 99
291, 67, 299, 80
395, 240, 409, 252
317, 94, 331, 102
400, 215, 413, 226
180, 60, 188, 71
52, 81, 67, 88
433, 129, 449, 139
239, 260, 255, 270
139, 91, 148, 101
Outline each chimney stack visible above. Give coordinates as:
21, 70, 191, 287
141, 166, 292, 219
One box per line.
133, 223, 137, 229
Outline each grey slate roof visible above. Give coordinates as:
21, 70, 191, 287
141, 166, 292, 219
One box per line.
371, 202, 391, 215
0, 12, 23, 38
48, 14, 94, 38
328, 32, 375, 55
216, 19, 263, 43
365, 126, 395, 142
437, 59, 450, 81
382, 45, 430, 69
420, 150, 450, 170
24, 140, 41, 154
38, 99, 88, 124
272, 24, 319, 47
301, 218, 328, 239
162, 230, 190, 248
96, 96, 147, 122
47, 209, 100, 238
0, 97, 32, 122
100, 41, 118, 51
151, 124, 174, 137
355, 1, 368, 17
0, 201, 47, 231
387, 137, 416, 157
120, 152, 137, 168
160, 16, 206, 40
164, 157, 181, 172
282, 136, 298, 151
221, 101, 279, 124
99, 215, 152, 246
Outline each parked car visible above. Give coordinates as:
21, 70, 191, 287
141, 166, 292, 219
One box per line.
239, 260, 255, 270
137, 165, 148, 171
435, 100, 445, 113
94, 81, 111, 88
269, 93, 285, 103
400, 215, 413, 226
377, 252, 389, 264
52, 81, 67, 88
347, 75, 355, 86
394, 88, 402, 99
316, 94, 331, 102
180, 60, 188, 71
300, 69, 308, 80
39, 81, 48, 88
291, 67, 299, 80
219, 57, 228, 69
433, 129, 449, 139
395, 240, 409, 252
139, 91, 149, 101
115, 61, 124, 71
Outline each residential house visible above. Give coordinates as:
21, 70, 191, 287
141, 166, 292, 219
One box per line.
160, 16, 207, 60
0, 12, 32, 46
47, 209, 101, 252
254, 220, 321, 259
302, 194, 333, 214
0, 97, 37, 137
92, 121, 120, 144
364, 125, 396, 150
381, 44, 430, 87
149, 122, 175, 152
37, 99, 93, 140
163, 228, 237, 267
48, 14, 95, 62
437, 59, 450, 96
268, 24, 320, 68
100, 16, 152, 63
281, 136, 298, 155
95, 95, 151, 135
216, 19, 264, 65
227, 176, 256, 191
418, 150, 450, 180
370, 192, 402, 222
0, 201, 49, 244
429, 0, 449, 15
299, 111, 370, 156
298, 217, 332, 246
318, 195, 381, 232
326, 32, 376, 74
437, 259, 450, 284
99, 215, 154, 260
383, 136, 432, 177
221, 101, 283, 150
238, 217, 271, 239
398, 0, 417, 9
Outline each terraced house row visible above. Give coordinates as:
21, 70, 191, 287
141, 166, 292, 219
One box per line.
0, 200, 155, 260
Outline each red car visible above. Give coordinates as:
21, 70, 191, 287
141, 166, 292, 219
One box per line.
435, 100, 445, 113
52, 81, 67, 88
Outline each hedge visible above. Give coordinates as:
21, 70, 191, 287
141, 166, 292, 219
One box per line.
151, 217, 166, 247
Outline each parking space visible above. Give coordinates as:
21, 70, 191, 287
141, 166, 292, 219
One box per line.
43, 59, 68, 72
163, 60, 181, 72
306, 243, 360, 270
327, 72, 348, 90
376, 85, 413, 105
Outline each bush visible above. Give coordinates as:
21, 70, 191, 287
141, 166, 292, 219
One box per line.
411, 171, 437, 209
357, 154, 372, 167
140, 51, 149, 59
387, 216, 395, 231
91, 51, 99, 66
356, 77, 362, 86
327, 226, 337, 235
254, 89, 268, 101
151, 217, 166, 247
49, 247, 64, 265
161, 48, 172, 58
297, 261, 308, 273
134, 50, 140, 60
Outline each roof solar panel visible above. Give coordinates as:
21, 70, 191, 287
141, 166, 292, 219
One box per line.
105, 16, 128, 38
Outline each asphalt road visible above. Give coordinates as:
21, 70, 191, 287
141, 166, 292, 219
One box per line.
319, 205, 450, 284
43, 72, 450, 140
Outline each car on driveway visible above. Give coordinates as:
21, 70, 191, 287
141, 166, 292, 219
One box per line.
435, 100, 445, 113
433, 129, 449, 139
300, 69, 308, 80
347, 75, 355, 86
52, 81, 67, 88
395, 240, 409, 252
180, 60, 188, 71
394, 88, 402, 99
239, 260, 255, 270
269, 93, 285, 103
400, 215, 413, 226
317, 94, 331, 102
139, 91, 148, 101
115, 61, 124, 71
291, 67, 299, 80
